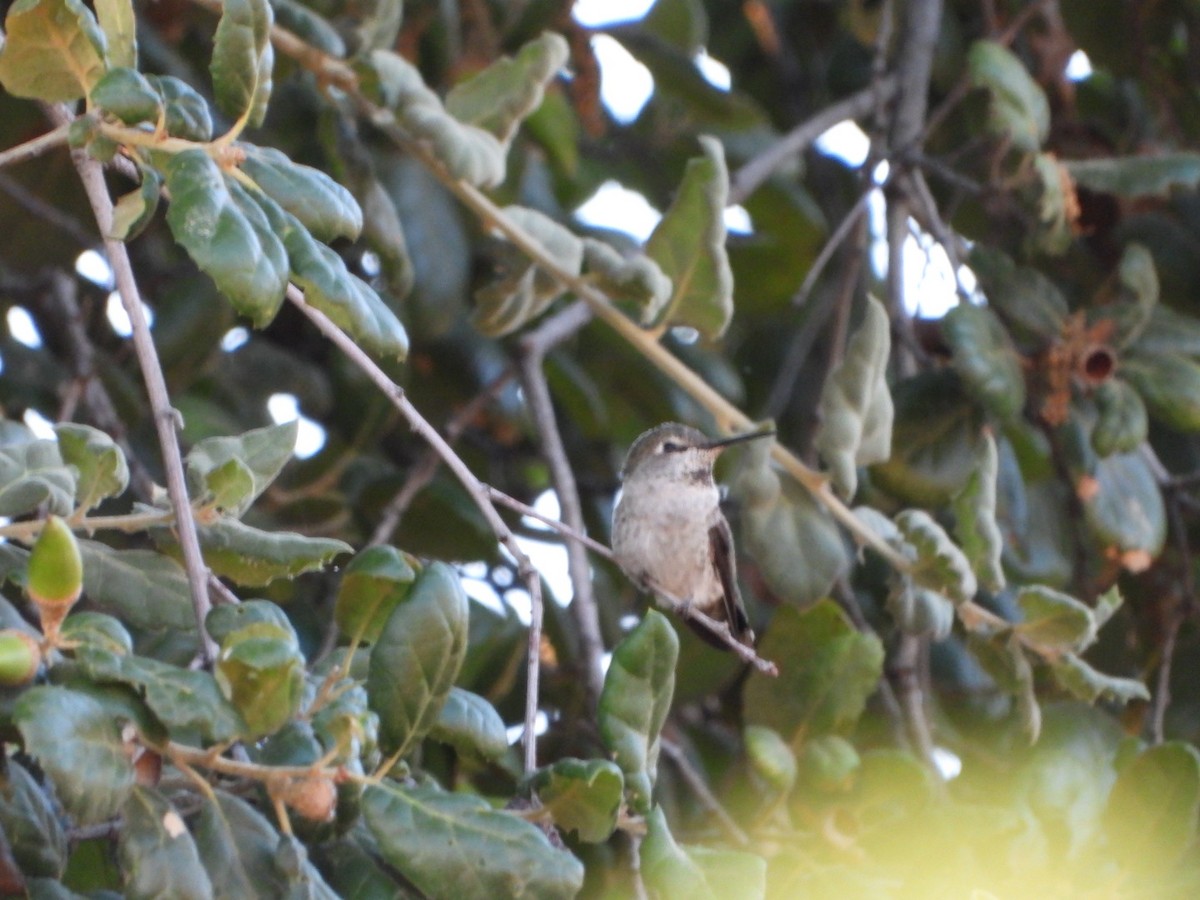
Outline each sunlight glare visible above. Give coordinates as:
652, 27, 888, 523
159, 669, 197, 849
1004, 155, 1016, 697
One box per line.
575, 180, 663, 243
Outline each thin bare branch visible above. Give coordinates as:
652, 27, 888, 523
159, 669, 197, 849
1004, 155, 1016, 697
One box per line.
0, 122, 70, 169
285, 285, 546, 774
729, 77, 897, 205
518, 300, 606, 706
50, 104, 216, 663
660, 736, 750, 846
369, 370, 516, 547
483, 485, 615, 560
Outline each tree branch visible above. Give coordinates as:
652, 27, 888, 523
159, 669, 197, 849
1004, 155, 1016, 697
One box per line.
0, 122, 70, 169
729, 78, 897, 205
285, 285, 546, 774
518, 301, 606, 707
49, 104, 216, 663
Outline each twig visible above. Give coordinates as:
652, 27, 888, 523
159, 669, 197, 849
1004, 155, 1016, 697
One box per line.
369, 370, 516, 547
33, 270, 155, 499
891, 634, 938, 773
660, 736, 750, 846
284, 286, 546, 774
49, 104, 216, 663
644, 577, 778, 676
0, 122, 71, 169
762, 189, 874, 421
729, 77, 898, 204
0, 171, 99, 249
483, 486, 615, 560
518, 301, 606, 706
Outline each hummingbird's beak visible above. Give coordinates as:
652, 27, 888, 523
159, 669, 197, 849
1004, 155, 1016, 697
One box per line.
702, 429, 775, 453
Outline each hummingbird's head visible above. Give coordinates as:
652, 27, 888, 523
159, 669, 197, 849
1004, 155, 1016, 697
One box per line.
620, 422, 774, 481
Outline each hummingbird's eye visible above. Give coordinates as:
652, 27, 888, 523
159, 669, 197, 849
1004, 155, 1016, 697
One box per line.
660, 441, 684, 453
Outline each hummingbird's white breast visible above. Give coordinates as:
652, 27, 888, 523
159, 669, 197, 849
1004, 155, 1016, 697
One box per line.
611, 475, 724, 609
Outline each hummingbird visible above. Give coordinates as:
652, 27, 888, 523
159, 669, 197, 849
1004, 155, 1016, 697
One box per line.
611, 423, 773, 650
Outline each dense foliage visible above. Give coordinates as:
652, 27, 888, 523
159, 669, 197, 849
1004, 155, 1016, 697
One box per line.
0, 0, 1199, 896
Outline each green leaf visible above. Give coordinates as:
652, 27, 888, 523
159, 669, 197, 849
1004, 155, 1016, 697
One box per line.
186, 421, 296, 518
193, 790, 282, 899
885, 581, 954, 640
60, 610, 132, 656
240, 145, 363, 243
318, 832, 405, 900
191, 517, 350, 587
89, 66, 161, 125
581, 237, 672, 317
0, 0, 107, 102
335, 545, 418, 645
597, 610, 678, 815
13, 686, 135, 824
1029, 152, 1075, 254
744, 601, 884, 740
732, 433, 848, 608
211, 0, 274, 128
968, 40, 1049, 151
871, 371, 983, 507
1082, 450, 1166, 570
363, 782, 584, 900
147, 75, 213, 141
206, 597, 294, 641
895, 509, 977, 606
1106, 243, 1159, 348
1015, 585, 1095, 651
0, 437, 75, 517
1091, 379, 1147, 457
255, 192, 409, 359
1065, 153, 1200, 197
952, 431, 1006, 592
1051, 652, 1149, 704
641, 806, 714, 900
644, 136, 734, 339
429, 687, 508, 763
214, 620, 305, 739
359, 50, 507, 187
94, 0, 136, 69
367, 562, 469, 759
969, 632, 1041, 741
270, 0, 345, 56
941, 303, 1026, 421
109, 165, 163, 242
1102, 742, 1200, 870
1122, 353, 1200, 432
118, 787, 213, 900
0, 759, 68, 879
163, 150, 289, 326
643, 804, 765, 900
796, 734, 860, 794
530, 758, 623, 843
815, 296, 893, 499
79, 541, 196, 635
446, 32, 570, 146
744, 725, 797, 794
968, 245, 1067, 349
77, 649, 246, 744
54, 423, 129, 512
472, 205, 584, 337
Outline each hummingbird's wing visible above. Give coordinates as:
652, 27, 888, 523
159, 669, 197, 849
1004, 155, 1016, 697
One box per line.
709, 517, 754, 645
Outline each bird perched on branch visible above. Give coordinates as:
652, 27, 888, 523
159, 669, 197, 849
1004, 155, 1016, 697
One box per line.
611, 422, 773, 650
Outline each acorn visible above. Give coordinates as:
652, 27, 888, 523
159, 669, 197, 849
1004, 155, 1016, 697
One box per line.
27, 516, 83, 644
